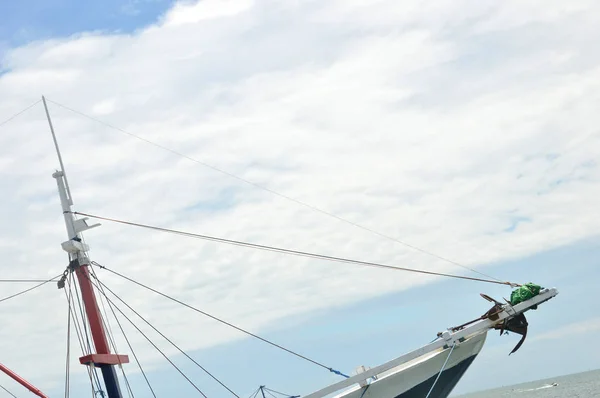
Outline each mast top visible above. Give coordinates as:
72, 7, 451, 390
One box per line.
42, 95, 73, 206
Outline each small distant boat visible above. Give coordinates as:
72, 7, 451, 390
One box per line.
519, 383, 559, 393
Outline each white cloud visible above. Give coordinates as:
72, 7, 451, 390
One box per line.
92, 98, 117, 115
162, 0, 254, 26
0, 0, 599, 392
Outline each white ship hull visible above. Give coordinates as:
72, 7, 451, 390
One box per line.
334, 332, 487, 398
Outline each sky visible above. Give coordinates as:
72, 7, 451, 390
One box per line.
0, 0, 599, 397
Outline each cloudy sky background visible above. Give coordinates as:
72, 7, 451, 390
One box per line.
1, 0, 599, 396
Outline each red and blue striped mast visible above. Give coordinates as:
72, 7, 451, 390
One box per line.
43, 96, 129, 398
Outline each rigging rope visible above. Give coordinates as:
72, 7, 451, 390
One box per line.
81, 274, 209, 397
262, 387, 299, 398
85, 272, 240, 397
425, 343, 456, 398
66, 274, 92, 357
0, 100, 41, 129
72, 274, 94, 356
0, 279, 63, 283
0, 383, 17, 398
47, 98, 502, 283
249, 387, 261, 398
0, 274, 62, 304
65, 272, 72, 398
91, 262, 350, 378
88, 266, 135, 398
101, 289, 157, 398
75, 211, 518, 287
89, 265, 155, 398
265, 391, 277, 398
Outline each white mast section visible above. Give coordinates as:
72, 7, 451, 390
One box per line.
43, 95, 73, 206
303, 288, 558, 398
42, 96, 100, 250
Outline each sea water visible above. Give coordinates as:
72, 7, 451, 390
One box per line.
455, 369, 600, 398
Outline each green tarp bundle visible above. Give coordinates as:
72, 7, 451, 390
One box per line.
510, 283, 543, 306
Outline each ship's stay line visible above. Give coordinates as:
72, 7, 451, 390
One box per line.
73, 211, 519, 287
91, 261, 351, 379
84, 269, 240, 397
85, 271, 211, 398
0, 97, 504, 284
52, 98, 504, 283
0, 99, 41, 128
0, 274, 61, 304
62, 257, 225, 397
0, 383, 17, 398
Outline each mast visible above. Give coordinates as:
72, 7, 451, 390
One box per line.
43, 96, 129, 398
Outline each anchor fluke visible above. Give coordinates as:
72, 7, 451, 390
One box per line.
495, 313, 529, 355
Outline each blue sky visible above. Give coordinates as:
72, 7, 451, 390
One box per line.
0, 0, 175, 46
1, 0, 600, 397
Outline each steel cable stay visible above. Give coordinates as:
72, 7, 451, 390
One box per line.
0, 274, 62, 304
248, 386, 261, 398
262, 386, 300, 398
71, 277, 94, 355
63, 277, 90, 394
64, 275, 87, 356
0, 383, 18, 398
45, 97, 503, 283
88, 266, 157, 398
0, 99, 41, 129
79, 273, 210, 398
90, 262, 350, 379
259, 386, 300, 398
0, 279, 63, 283
65, 272, 72, 398
82, 271, 240, 398
425, 343, 456, 398
0, 275, 68, 398
72, 211, 519, 288
268, 391, 285, 398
